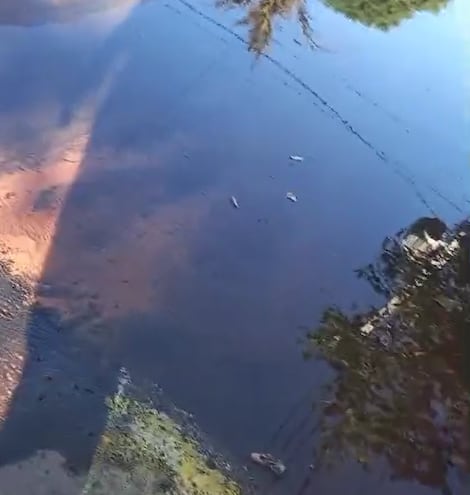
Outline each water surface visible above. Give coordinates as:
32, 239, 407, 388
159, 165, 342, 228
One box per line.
0, 0, 468, 493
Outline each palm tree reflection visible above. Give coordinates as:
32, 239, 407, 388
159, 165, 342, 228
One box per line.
216, 0, 314, 53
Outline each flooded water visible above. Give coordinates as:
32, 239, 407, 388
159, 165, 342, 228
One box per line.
0, 0, 468, 494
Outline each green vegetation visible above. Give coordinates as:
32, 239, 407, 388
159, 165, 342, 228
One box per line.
83, 383, 241, 494
324, 0, 450, 30
309, 218, 470, 492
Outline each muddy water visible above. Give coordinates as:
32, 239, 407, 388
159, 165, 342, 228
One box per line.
0, 0, 468, 494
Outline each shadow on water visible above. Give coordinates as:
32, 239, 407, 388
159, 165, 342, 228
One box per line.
0, 0, 239, 490
0, 1, 155, 486
0, 1, 319, 492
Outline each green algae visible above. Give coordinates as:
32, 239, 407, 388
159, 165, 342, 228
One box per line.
83, 389, 241, 495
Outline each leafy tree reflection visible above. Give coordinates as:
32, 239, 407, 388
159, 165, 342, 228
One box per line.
310, 217, 470, 493
324, 0, 449, 30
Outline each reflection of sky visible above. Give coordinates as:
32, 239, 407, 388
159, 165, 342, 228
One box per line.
454, 0, 470, 131
0, 0, 468, 300
188, 0, 470, 224
272, 0, 469, 219
0, 1, 468, 301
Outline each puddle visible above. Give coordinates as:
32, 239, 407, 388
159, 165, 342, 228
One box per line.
0, 0, 468, 494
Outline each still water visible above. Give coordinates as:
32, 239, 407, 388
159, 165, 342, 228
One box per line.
0, 0, 468, 494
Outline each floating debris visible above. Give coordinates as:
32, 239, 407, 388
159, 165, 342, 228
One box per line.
289, 155, 304, 162
286, 192, 298, 203
250, 452, 286, 476
230, 196, 240, 209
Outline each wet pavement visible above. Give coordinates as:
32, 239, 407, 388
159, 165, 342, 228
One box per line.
0, 0, 469, 494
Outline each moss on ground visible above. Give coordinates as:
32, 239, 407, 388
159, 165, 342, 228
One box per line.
83, 391, 241, 495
